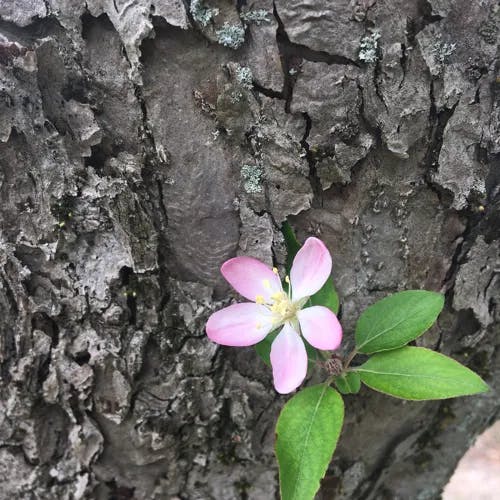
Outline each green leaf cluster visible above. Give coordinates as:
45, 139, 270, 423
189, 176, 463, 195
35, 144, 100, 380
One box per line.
268, 222, 488, 500
351, 289, 488, 400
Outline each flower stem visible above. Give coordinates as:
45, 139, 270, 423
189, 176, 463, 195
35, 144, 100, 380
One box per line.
343, 348, 358, 370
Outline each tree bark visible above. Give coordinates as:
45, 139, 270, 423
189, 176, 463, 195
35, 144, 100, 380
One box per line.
0, 0, 498, 499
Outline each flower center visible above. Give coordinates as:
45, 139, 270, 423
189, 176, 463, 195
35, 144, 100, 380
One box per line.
256, 291, 298, 324
269, 291, 298, 323
255, 271, 300, 326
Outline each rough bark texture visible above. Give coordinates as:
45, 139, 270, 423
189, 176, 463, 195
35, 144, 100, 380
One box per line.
0, 1, 498, 499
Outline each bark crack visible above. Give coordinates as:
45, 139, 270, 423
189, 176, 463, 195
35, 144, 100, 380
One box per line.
422, 79, 459, 205
273, 3, 359, 67
273, 2, 359, 112
299, 112, 323, 206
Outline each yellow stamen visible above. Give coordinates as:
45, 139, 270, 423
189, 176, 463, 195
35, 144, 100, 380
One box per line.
272, 267, 279, 274
285, 276, 290, 283
263, 279, 271, 289
255, 295, 265, 304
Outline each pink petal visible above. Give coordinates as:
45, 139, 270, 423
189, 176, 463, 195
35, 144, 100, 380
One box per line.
270, 323, 308, 394
297, 306, 343, 350
290, 237, 332, 302
221, 256, 282, 302
206, 303, 274, 347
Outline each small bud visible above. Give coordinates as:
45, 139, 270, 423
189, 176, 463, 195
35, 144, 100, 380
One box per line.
323, 356, 343, 376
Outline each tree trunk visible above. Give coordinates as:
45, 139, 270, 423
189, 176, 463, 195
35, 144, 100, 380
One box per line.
0, 0, 498, 499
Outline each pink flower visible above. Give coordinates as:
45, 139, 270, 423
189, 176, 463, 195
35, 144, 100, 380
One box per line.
206, 237, 343, 394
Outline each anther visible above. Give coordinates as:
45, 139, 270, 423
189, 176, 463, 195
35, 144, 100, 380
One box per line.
272, 267, 279, 275
255, 295, 265, 304
285, 276, 290, 284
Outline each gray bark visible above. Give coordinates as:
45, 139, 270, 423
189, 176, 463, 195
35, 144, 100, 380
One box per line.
0, 0, 498, 499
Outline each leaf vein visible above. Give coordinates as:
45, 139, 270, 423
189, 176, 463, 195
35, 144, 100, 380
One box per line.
357, 369, 467, 381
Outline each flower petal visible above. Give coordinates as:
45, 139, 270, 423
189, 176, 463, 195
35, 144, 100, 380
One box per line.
206, 303, 274, 347
290, 237, 332, 302
270, 323, 308, 394
221, 256, 282, 302
297, 306, 343, 350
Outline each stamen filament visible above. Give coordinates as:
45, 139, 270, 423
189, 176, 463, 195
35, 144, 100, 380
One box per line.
285, 275, 291, 300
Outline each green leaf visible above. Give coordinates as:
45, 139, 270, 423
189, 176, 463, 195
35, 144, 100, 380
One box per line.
355, 290, 444, 354
276, 385, 344, 500
335, 372, 361, 395
281, 221, 301, 273
308, 277, 340, 315
355, 347, 489, 400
